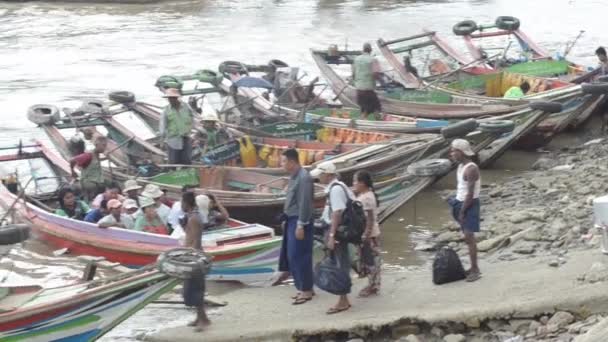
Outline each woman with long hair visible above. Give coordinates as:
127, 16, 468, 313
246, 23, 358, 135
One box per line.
352, 170, 382, 297
55, 187, 90, 221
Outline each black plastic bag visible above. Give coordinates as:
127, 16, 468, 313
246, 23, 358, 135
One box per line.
314, 252, 352, 295
432, 246, 466, 285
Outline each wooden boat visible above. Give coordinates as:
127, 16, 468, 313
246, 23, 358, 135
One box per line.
0, 266, 178, 341
0, 143, 283, 284
310, 48, 527, 118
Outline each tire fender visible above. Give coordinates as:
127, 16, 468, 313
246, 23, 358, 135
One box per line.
441, 118, 478, 139
27, 104, 60, 125
0, 224, 31, 245
582, 83, 608, 95
109, 91, 136, 104
407, 158, 452, 177
529, 101, 563, 113
157, 248, 212, 279
479, 119, 515, 133
495, 16, 521, 31
453, 20, 478, 36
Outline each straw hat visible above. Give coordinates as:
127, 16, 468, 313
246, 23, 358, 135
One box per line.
141, 184, 163, 199
163, 88, 181, 98
201, 112, 219, 122
123, 179, 142, 192
139, 196, 156, 209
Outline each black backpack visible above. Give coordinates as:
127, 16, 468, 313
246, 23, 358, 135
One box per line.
432, 246, 466, 285
328, 183, 366, 244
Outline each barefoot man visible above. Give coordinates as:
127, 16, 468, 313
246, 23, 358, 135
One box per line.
449, 139, 481, 282
181, 191, 210, 331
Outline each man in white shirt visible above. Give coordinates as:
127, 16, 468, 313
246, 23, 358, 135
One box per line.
310, 161, 352, 314
168, 184, 197, 240
98, 199, 135, 229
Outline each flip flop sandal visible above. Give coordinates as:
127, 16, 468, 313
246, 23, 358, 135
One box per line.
292, 296, 312, 305
358, 288, 379, 298
291, 292, 315, 299
326, 305, 351, 315
466, 272, 481, 282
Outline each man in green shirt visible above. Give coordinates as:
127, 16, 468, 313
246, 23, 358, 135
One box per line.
503, 81, 530, 99
159, 88, 194, 165
352, 43, 382, 119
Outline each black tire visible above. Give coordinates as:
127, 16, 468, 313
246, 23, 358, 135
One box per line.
453, 20, 478, 36
155, 75, 183, 91
157, 247, 212, 279
495, 16, 520, 31
27, 104, 60, 125
479, 119, 515, 133
407, 158, 452, 177
597, 75, 608, 83
529, 101, 563, 113
78, 99, 109, 115
582, 83, 608, 95
268, 59, 289, 70
109, 91, 136, 104
441, 118, 478, 139
219, 61, 248, 75
0, 224, 30, 245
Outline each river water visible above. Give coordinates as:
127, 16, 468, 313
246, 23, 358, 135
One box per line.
0, 0, 606, 339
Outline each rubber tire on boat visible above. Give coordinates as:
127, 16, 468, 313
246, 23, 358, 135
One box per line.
452, 20, 478, 36
157, 247, 212, 280
219, 61, 248, 75
193, 69, 223, 86
109, 91, 136, 104
79, 99, 109, 115
407, 159, 452, 177
529, 101, 563, 113
597, 75, 608, 83
0, 224, 31, 245
268, 59, 289, 70
581, 83, 608, 95
495, 16, 521, 31
155, 75, 184, 91
27, 104, 60, 125
440, 118, 479, 139
479, 119, 515, 134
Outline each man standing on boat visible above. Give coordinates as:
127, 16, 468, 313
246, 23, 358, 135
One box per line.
448, 139, 481, 282
351, 42, 382, 120
280, 148, 314, 304
181, 191, 211, 331
159, 88, 194, 165
596, 47, 608, 76
69, 135, 107, 202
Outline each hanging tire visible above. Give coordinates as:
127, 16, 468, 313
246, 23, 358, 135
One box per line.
529, 101, 563, 113
495, 16, 520, 31
109, 91, 136, 104
0, 224, 31, 245
479, 119, 515, 133
453, 20, 478, 36
407, 158, 452, 177
441, 118, 478, 139
194, 69, 223, 86
157, 248, 212, 279
582, 83, 608, 95
78, 99, 109, 115
268, 59, 289, 70
27, 104, 60, 125
155, 75, 183, 91
219, 61, 248, 75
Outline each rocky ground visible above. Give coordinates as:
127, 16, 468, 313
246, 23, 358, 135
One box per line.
408, 134, 608, 342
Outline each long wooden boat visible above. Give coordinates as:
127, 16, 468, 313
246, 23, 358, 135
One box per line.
376, 32, 607, 148
0, 266, 178, 341
0, 143, 283, 283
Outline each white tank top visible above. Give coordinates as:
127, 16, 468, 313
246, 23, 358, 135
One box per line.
456, 162, 481, 201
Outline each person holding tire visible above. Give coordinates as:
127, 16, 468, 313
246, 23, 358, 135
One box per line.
448, 139, 482, 282
69, 135, 107, 202
352, 43, 382, 120
159, 88, 194, 165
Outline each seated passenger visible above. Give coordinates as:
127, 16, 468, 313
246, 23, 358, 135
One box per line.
55, 187, 90, 220
91, 183, 124, 209
123, 198, 139, 219
84, 199, 108, 223
134, 196, 169, 235
123, 179, 142, 206
196, 193, 229, 229
503, 81, 531, 99
141, 184, 171, 224
98, 199, 134, 229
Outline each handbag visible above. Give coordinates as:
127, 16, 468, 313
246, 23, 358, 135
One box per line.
314, 251, 352, 295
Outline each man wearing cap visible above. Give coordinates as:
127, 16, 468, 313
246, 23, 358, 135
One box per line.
70, 135, 107, 202
280, 148, 314, 305
123, 179, 142, 207
311, 161, 353, 314
123, 198, 139, 219
196, 112, 231, 154
141, 184, 171, 225
159, 88, 194, 165
448, 139, 482, 282
98, 199, 135, 229
352, 42, 382, 120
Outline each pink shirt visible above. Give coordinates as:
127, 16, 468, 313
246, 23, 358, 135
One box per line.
357, 191, 380, 237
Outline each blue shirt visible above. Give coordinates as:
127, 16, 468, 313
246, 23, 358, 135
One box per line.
84, 209, 104, 223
